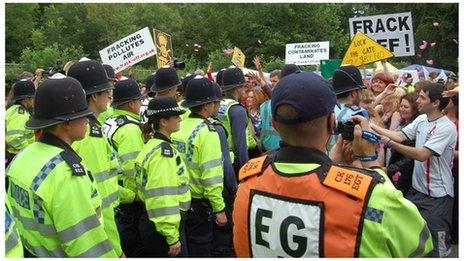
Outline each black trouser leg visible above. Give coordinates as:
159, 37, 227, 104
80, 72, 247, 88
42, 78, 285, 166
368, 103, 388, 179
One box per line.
115, 202, 144, 257
185, 199, 213, 257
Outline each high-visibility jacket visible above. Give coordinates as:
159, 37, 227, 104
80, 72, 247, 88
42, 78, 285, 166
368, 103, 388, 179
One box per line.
233, 146, 433, 257
97, 104, 114, 124
259, 100, 281, 151
218, 98, 256, 151
5, 198, 24, 258
6, 133, 117, 257
5, 104, 35, 155
135, 133, 191, 245
171, 113, 225, 213
103, 109, 144, 204
72, 115, 122, 256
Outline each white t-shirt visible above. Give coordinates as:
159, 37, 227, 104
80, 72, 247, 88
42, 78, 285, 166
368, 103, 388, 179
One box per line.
401, 114, 457, 198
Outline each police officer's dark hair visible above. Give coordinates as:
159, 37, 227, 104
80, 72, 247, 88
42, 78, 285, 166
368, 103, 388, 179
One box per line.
421, 82, 449, 111
189, 103, 208, 113
141, 117, 161, 143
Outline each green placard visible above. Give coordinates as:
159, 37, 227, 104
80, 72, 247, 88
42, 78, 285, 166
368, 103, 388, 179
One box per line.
320, 59, 341, 79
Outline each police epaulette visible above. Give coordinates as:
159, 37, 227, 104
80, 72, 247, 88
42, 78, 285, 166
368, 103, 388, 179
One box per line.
334, 164, 386, 185
60, 150, 86, 176
320, 163, 384, 200
160, 142, 174, 157
238, 151, 276, 182
204, 119, 216, 132
88, 117, 103, 137
115, 115, 141, 128
17, 106, 25, 114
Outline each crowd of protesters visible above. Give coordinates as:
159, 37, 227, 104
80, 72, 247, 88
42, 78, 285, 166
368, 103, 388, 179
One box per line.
4, 54, 459, 257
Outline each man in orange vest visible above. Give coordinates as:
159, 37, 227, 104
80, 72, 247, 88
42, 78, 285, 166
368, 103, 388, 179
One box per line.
232, 70, 433, 257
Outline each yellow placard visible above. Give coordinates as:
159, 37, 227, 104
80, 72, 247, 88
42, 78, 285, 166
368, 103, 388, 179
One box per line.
341, 32, 394, 67
231, 47, 246, 68
154, 29, 173, 68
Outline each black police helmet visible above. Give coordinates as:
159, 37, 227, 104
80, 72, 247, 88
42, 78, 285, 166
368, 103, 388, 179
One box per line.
102, 64, 116, 81
221, 67, 246, 92
332, 65, 366, 95
11, 79, 36, 103
26, 76, 92, 130
179, 74, 195, 94
216, 69, 226, 86
151, 66, 182, 93
281, 64, 300, 78
67, 59, 113, 95
111, 79, 144, 107
145, 96, 185, 119
181, 76, 221, 108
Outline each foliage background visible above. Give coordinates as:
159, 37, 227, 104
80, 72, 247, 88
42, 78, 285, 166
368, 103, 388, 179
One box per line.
5, 3, 458, 85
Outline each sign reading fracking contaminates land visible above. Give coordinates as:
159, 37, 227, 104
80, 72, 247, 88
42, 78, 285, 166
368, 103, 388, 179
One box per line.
341, 32, 394, 67
285, 41, 329, 65
349, 12, 415, 57
99, 27, 157, 73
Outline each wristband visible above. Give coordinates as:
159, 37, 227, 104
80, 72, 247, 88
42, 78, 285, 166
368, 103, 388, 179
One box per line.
361, 130, 381, 144
356, 153, 378, 162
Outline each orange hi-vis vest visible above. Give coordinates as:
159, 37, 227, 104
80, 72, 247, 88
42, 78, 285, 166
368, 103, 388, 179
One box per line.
233, 150, 383, 257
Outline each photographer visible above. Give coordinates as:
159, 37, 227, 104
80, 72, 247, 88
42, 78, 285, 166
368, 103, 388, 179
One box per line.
233, 71, 432, 257
327, 65, 369, 152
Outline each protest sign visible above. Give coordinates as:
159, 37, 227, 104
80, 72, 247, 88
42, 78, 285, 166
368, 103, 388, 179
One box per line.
285, 41, 330, 65
99, 27, 156, 73
341, 32, 394, 67
349, 12, 415, 57
396, 69, 419, 87
232, 47, 246, 68
154, 29, 173, 68
320, 59, 341, 79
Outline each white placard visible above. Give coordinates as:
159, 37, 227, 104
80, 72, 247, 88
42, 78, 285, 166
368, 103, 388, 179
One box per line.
99, 27, 156, 73
285, 41, 330, 65
349, 12, 415, 57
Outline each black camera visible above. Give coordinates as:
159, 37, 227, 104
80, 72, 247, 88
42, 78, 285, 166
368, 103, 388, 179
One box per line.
173, 59, 185, 70
336, 121, 355, 141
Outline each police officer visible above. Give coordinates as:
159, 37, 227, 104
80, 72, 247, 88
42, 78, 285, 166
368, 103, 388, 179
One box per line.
259, 64, 300, 152
6, 76, 117, 257
209, 83, 237, 257
97, 64, 117, 124
171, 76, 227, 256
5, 79, 36, 164
140, 73, 156, 124
135, 96, 190, 257
67, 59, 123, 257
327, 65, 369, 151
152, 66, 182, 98
233, 71, 433, 257
102, 78, 144, 256
5, 198, 23, 258
218, 67, 250, 173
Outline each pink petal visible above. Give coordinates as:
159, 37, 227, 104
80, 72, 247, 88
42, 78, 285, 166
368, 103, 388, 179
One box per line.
419, 44, 427, 50
433, 22, 440, 27
426, 59, 434, 65
422, 40, 428, 45
430, 42, 436, 47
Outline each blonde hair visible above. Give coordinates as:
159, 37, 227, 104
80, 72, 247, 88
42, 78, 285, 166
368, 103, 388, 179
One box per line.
359, 89, 375, 103
384, 87, 406, 112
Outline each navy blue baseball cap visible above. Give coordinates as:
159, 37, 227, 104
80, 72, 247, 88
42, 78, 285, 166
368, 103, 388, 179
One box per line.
271, 71, 336, 124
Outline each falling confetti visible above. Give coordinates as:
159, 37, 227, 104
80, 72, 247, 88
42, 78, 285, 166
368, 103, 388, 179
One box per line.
433, 22, 440, 27
430, 42, 436, 47
419, 41, 428, 50
426, 59, 434, 65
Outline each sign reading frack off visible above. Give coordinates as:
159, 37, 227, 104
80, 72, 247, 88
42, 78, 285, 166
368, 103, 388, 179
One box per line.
349, 12, 415, 57
341, 32, 394, 67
